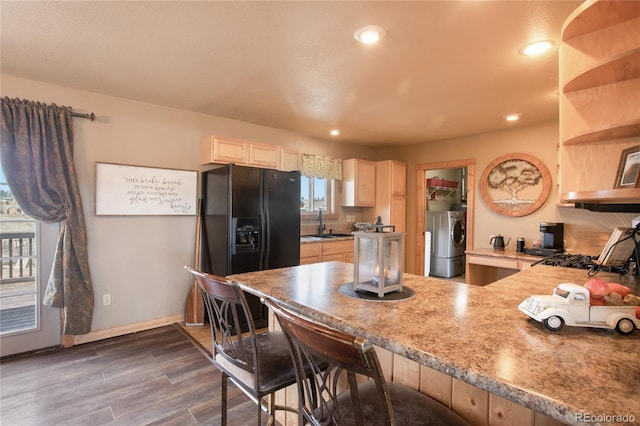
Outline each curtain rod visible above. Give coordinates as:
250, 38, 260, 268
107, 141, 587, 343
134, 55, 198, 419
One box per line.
71, 111, 95, 121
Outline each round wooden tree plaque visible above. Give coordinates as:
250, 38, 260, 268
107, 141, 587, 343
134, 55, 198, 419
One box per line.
479, 153, 551, 217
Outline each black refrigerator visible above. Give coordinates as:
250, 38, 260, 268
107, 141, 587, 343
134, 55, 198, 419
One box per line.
200, 164, 301, 329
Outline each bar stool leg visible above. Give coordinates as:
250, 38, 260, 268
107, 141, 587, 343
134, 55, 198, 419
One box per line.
221, 372, 228, 425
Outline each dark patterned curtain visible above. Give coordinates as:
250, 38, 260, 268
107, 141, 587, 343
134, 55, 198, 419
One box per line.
1, 97, 94, 335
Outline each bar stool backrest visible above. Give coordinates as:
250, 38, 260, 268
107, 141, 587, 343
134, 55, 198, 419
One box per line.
265, 298, 394, 426
186, 266, 259, 385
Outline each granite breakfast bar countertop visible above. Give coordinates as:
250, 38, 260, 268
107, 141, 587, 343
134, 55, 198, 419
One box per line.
228, 262, 640, 425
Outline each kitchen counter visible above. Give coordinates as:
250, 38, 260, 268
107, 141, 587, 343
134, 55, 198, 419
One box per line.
229, 262, 639, 425
466, 247, 543, 262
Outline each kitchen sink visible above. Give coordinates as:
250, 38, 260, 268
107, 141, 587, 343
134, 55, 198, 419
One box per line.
307, 233, 353, 238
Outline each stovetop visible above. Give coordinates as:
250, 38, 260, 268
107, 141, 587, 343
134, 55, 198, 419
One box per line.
534, 253, 629, 274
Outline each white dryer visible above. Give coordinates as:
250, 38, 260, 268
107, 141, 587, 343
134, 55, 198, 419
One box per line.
426, 211, 465, 278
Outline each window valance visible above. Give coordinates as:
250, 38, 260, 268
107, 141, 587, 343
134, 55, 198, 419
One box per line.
301, 153, 343, 181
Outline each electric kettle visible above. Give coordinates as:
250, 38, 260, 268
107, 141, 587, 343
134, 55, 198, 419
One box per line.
490, 235, 511, 249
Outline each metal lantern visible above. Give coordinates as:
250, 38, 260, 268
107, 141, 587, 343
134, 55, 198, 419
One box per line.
353, 231, 405, 297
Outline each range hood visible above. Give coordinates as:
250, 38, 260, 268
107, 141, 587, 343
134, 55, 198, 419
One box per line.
564, 188, 640, 213
574, 202, 640, 213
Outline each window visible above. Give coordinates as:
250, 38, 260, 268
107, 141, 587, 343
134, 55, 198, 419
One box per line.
0, 177, 38, 335
300, 176, 335, 216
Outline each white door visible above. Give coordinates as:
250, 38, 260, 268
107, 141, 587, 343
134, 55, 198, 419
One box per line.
1, 218, 61, 357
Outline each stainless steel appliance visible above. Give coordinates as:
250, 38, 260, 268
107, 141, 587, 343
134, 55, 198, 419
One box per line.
201, 164, 301, 329
426, 211, 465, 278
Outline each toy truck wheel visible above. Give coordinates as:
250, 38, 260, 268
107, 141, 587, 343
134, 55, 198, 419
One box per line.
615, 318, 635, 335
544, 316, 564, 331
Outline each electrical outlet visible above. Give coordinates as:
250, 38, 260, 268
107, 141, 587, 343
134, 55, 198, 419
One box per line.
103, 294, 111, 306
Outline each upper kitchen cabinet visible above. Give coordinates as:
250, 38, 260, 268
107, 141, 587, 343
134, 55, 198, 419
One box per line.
201, 135, 299, 171
559, 0, 640, 204
248, 142, 280, 169
343, 159, 376, 207
280, 148, 300, 172
201, 135, 248, 164
371, 160, 407, 232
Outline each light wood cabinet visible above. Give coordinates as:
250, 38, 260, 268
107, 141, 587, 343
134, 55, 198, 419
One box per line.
280, 148, 300, 172
321, 240, 354, 263
300, 243, 322, 265
559, 0, 640, 204
200, 135, 298, 171
343, 159, 376, 206
300, 239, 354, 264
248, 143, 280, 169
201, 135, 247, 164
365, 160, 407, 232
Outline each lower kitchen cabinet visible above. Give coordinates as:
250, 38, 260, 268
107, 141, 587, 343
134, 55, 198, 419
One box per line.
300, 239, 354, 264
321, 240, 354, 263
300, 243, 322, 264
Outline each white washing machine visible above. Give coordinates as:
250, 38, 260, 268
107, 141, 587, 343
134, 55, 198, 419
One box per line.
426, 211, 465, 278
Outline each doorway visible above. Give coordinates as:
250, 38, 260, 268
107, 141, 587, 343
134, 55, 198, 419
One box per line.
1, 217, 61, 357
415, 159, 475, 278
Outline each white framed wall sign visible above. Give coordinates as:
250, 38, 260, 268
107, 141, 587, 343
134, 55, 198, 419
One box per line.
95, 162, 197, 215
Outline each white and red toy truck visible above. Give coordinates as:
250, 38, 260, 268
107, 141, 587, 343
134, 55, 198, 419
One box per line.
518, 283, 639, 335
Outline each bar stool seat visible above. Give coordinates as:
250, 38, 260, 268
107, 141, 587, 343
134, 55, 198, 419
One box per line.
325, 381, 468, 425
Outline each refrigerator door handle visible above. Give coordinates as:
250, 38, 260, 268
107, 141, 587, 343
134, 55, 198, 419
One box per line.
231, 218, 237, 255
260, 176, 268, 270
262, 211, 270, 270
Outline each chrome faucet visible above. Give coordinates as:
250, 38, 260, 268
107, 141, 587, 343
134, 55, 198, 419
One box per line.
318, 208, 325, 236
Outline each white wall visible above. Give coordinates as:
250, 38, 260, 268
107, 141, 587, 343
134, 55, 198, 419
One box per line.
1, 75, 375, 333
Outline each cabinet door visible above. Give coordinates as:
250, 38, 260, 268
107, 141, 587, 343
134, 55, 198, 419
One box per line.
200, 135, 248, 165
280, 148, 300, 172
321, 240, 354, 263
249, 143, 280, 169
390, 195, 406, 232
322, 253, 346, 262
300, 243, 322, 265
343, 159, 376, 206
390, 161, 406, 196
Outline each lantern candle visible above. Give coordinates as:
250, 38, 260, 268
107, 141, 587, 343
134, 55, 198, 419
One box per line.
353, 231, 405, 297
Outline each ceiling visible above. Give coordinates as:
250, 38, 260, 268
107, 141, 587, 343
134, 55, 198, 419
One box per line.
1, 1, 582, 147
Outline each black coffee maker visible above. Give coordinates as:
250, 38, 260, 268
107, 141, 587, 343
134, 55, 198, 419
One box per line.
524, 222, 564, 256
540, 222, 564, 253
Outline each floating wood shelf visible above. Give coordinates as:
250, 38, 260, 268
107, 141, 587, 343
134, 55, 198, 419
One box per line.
562, 119, 640, 145
562, 0, 640, 42
559, 0, 639, 203
563, 48, 640, 93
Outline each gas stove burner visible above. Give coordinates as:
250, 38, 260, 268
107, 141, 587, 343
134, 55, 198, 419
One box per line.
534, 253, 628, 274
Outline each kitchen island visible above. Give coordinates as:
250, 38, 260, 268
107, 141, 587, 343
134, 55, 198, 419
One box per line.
228, 262, 639, 425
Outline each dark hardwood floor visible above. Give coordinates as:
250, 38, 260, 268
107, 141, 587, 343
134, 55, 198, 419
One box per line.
0, 325, 274, 425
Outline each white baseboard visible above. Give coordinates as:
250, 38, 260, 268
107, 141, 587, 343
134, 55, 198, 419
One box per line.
72, 314, 185, 346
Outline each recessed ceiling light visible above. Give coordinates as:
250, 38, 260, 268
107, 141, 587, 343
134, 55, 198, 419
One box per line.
354, 25, 386, 44
520, 40, 555, 56
504, 114, 522, 122
330, 129, 340, 136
